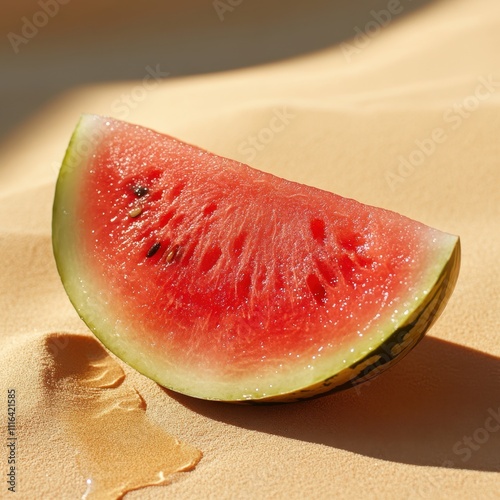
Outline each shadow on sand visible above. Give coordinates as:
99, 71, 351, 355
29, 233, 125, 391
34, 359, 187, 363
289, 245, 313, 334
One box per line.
169, 336, 500, 472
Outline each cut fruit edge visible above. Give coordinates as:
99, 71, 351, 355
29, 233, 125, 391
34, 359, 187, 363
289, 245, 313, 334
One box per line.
255, 239, 461, 403
53, 115, 461, 403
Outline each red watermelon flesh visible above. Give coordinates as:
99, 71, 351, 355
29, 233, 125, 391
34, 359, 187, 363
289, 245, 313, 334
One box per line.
52, 115, 460, 402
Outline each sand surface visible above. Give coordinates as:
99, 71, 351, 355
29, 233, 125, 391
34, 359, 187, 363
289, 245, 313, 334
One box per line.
1, 0, 499, 497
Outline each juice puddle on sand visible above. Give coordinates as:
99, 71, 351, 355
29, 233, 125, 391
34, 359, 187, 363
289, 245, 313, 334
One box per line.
44, 334, 202, 499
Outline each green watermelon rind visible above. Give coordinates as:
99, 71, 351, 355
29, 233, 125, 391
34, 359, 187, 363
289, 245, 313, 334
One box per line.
52, 115, 460, 403
252, 240, 460, 403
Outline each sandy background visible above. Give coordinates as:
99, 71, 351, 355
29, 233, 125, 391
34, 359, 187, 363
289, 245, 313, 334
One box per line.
1, 0, 499, 498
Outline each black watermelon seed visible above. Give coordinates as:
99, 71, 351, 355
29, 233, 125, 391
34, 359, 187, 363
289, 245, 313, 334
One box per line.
146, 242, 161, 258
132, 185, 149, 197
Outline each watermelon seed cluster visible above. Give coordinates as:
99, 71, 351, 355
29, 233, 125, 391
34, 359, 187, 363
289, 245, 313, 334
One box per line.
128, 183, 187, 266
128, 185, 148, 218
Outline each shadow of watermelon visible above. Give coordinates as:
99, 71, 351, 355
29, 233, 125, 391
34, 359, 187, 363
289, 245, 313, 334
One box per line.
169, 337, 500, 472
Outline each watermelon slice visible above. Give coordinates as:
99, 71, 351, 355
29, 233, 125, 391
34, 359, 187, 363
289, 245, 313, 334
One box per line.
52, 115, 460, 403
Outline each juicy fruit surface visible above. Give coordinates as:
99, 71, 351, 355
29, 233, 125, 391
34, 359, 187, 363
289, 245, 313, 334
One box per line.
53, 115, 459, 402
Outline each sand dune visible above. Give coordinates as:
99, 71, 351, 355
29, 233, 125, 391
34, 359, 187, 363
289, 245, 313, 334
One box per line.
0, 0, 499, 497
